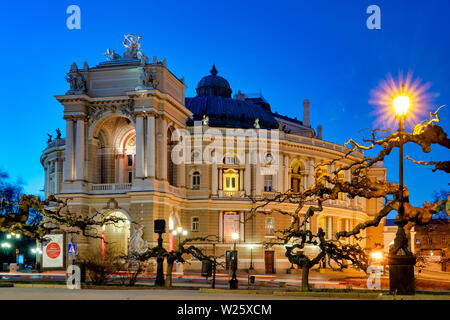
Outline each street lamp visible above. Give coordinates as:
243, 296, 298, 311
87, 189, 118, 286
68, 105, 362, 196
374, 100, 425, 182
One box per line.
229, 232, 239, 289
1, 242, 11, 249
388, 84, 416, 295
172, 227, 188, 249
248, 244, 255, 271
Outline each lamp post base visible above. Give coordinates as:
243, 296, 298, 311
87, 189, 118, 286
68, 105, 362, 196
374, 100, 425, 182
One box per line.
229, 278, 239, 289
388, 255, 416, 295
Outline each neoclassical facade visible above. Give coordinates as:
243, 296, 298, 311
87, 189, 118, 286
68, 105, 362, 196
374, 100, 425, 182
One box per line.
41, 36, 386, 273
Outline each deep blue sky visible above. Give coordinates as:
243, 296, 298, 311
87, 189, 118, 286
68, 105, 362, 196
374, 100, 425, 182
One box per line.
0, 0, 448, 212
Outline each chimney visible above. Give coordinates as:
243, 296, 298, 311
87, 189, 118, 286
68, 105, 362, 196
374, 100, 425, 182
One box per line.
317, 125, 323, 140
303, 99, 310, 127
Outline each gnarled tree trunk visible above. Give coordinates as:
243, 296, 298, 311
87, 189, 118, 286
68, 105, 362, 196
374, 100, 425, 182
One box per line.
165, 260, 175, 287
301, 266, 311, 292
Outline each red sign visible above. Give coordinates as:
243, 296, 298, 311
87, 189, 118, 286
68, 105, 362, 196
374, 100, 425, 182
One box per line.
46, 242, 61, 259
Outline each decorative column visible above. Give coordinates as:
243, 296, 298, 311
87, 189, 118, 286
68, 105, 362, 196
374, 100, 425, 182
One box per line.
135, 115, 145, 178
117, 154, 123, 183
54, 160, 59, 193
239, 169, 244, 191
284, 155, 289, 191
44, 166, 49, 198
75, 119, 85, 181
327, 216, 333, 240
277, 153, 283, 192
255, 157, 262, 196
308, 158, 314, 187
160, 117, 168, 180
63, 119, 74, 181
218, 168, 223, 191
211, 161, 218, 195
219, 212, 223, 242
146, 115, 156, 178
244, 153, 251, 196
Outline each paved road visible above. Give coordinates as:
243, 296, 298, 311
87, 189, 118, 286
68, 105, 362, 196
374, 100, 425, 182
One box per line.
0, 287, 349, 300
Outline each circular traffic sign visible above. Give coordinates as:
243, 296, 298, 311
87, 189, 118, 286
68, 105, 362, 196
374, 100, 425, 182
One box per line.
46, 242, 61, 259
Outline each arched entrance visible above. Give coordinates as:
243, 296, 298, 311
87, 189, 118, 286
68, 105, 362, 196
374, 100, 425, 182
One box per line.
102, 210, 130, 258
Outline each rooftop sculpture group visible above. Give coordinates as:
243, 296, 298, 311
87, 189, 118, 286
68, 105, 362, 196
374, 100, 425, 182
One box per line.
104, 33, 149, 65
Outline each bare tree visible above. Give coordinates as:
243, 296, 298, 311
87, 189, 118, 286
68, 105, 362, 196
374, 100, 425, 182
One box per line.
247, 107, 449, 291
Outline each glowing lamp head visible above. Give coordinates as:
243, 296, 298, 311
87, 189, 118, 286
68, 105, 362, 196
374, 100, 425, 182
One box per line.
232, 232, 239, 240
177, 226, 183, 233
248, 244, 255, 250
371, 251, 383, 261
393, 94, 410, 118
182, 230, 188, 236
172, 230, 177, 236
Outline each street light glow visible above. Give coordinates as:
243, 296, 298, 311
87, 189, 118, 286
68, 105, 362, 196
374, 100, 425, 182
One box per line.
370, 72, 433, 128
182, 230, 188, 236
232, 232, 239, 240
1, 242, 11, 248
177, 226, 183, 233
371, 251, 383, 261
393, 94, 410, 118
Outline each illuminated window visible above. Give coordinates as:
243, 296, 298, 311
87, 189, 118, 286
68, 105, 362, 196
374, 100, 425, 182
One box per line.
264, 175, 273, 192
191, 217, 199, 232
192, 171, 200, 190
291, 161, 304, 193
266, 217, 275, 236
337, 170, 345, 200
223, 212, 240, 243
224, 156, 238, 164
223, 169, 239, 196
316, 166, 327, 186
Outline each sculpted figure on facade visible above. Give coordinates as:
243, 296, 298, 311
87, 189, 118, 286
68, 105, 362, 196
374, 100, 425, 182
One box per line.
104, 48, 121, 61
65, 62, 86, 95
137, 67, 158, 90
123, 34, 148, 63
129, 224, 148, 255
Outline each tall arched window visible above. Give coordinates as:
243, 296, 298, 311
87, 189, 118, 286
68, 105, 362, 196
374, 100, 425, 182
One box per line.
290, 161, 304, 193
192, 171, 200, 190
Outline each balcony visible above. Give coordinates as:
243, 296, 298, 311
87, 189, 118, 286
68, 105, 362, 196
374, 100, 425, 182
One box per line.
218, 190, 245, 198
88, 183, 132, 194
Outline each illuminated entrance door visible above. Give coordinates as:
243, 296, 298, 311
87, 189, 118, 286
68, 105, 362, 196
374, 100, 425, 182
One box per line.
223, 169, 239, 197
264, 251, 275, 274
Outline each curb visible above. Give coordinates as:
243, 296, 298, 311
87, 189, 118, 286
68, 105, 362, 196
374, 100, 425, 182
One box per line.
199, 288, 382, 299
13, 284, 67, 289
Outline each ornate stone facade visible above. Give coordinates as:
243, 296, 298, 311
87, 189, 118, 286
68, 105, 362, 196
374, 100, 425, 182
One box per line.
40, 36, 386, 273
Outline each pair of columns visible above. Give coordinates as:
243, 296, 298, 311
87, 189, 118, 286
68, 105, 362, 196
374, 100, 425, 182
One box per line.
45, 160, 60, 196
64, 118, 85, 182
134, 115, 158, 179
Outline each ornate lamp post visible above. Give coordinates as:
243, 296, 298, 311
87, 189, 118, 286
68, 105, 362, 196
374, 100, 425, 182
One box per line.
248, 244, 255, 271
154, 219, 166, 286
388, 84, 416, 295
229, 232, 239, 289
